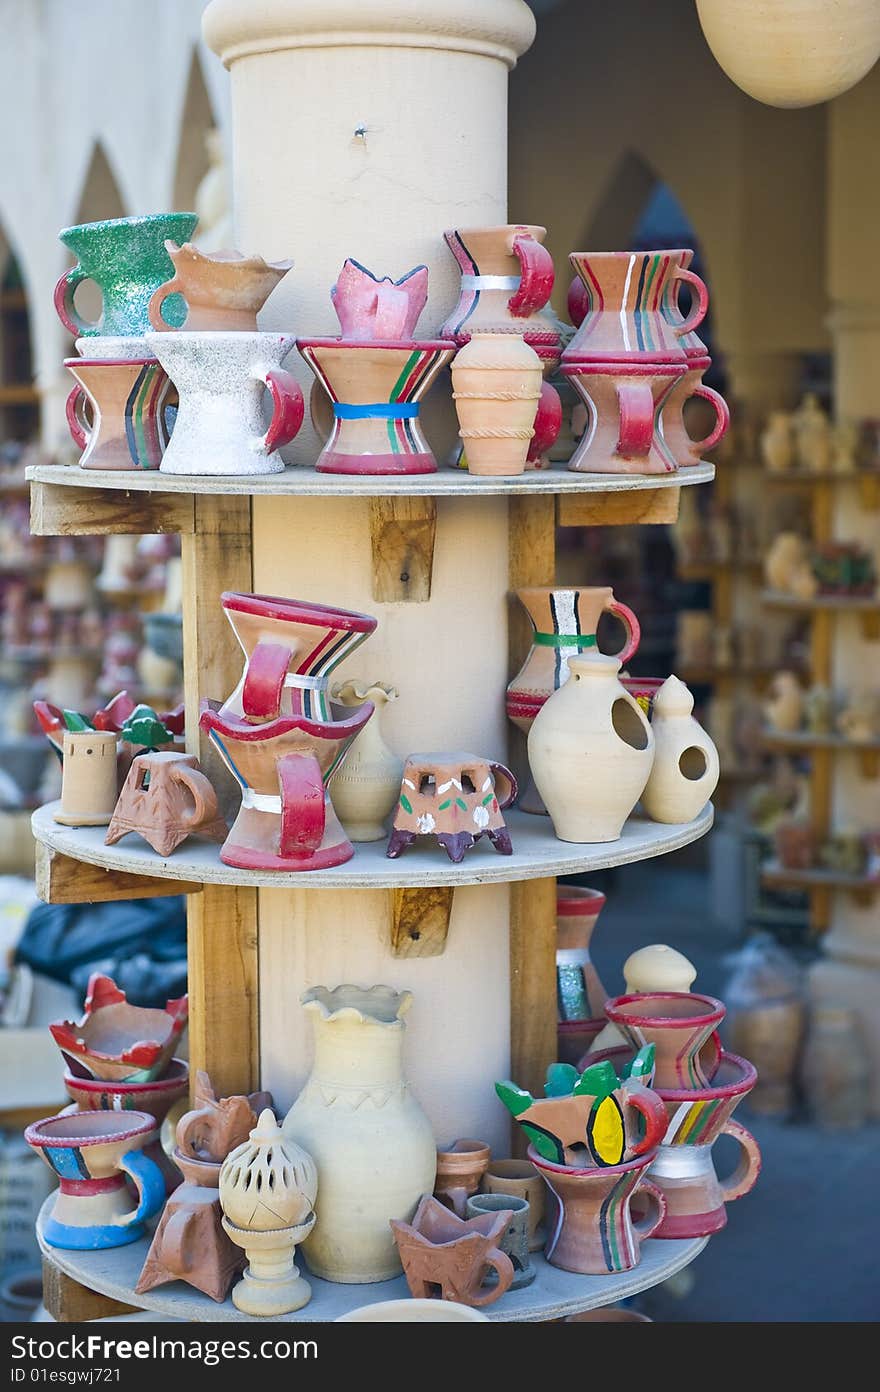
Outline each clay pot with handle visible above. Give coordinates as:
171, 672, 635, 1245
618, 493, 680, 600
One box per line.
148, 242, 292, 332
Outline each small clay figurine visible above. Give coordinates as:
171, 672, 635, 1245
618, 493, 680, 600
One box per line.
386, 753, 517, 863
764, 532, 817, 598
764, 671, 805, 733
105, 750, 227, 855
837, 689, 880, 742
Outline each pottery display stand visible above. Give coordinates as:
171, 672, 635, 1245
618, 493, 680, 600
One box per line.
29, 0, 716, 1322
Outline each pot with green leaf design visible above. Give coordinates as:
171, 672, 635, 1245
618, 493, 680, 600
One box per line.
494, 1046, 666, 1169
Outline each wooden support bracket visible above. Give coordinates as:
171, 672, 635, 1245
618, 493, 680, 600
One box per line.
389, 885, 455, 957
858, 473, 880, 511
557, 486, 681, 528
509, 877, 557, 1157
35, 843, 202, 904
369, 497, 437, 602
42, 1258, 137, 1323
30, 481, 195, 537
858, 611, 880, 641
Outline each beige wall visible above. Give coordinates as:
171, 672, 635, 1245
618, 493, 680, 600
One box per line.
508, 0, 828, 366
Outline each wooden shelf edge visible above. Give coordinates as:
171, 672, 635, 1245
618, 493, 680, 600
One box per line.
35, 842, 203, 904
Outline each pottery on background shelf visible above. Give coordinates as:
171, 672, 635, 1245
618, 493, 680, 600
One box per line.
54, 213, 198, 340
837, 689, 880, 742
49, 973, 188, 1083
764, 671, 805, 733
760, 411, 794, 473
640, 675, 720, 824
65, 355, 172, 471
62, 1057, 189, 1197
587, 944, 698, 1058
495, 1049, 666, 1169
589, 1044, 761, 1239
483, 1158, 546, 1253
723, 933, 806, 1118
55, 729, 118, 827
201, 592, 377, 871
774, 819, 817, 870
148, 242, 292, 332
136, 1071, 268, 1302
764, 532, 818, 598
219, 1109, 318, 1316
800, 1006, 870, 1131
528, 652, 655, 843
556, 886, 609, 1065
386, 753, 516, 863
433, 1139, 491, 1218
299, 257, 453, 475
465, 1192, 534, 1289
146, 331, 304, 476
329, 680, 403, 842
439, 225, 559, 351
450, 333, 543, 476
283, 985, 436, 1284
604, 992, 724, 1091
105, 750, 227, 856
507, 585, 641, 815
26, 1110, 165, 1251
390, 1194, 514, 1308
694, 0, 880, 108
44, 556, 96, 611
529, 1146, 666, 1276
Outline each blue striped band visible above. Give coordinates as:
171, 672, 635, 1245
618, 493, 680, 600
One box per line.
333, 402, 420, 420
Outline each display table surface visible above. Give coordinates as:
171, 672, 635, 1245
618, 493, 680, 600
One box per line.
26, 461, 714, 498
33, 801, 714, 891
37, 1199, 707, 1323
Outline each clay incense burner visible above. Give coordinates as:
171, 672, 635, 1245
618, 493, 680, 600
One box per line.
105, 750, 227, 856
149, 242, 293, 332
390, 1194, 515, 1308
386, 753, 517, 863
48, 973, 188, 1083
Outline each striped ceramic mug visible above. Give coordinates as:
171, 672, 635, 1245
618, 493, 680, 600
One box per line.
25, 1110, 165, 1251
65, 354, 171, 470
529, 1146, 666, 1275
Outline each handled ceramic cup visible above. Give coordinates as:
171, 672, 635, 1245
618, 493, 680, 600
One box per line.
465, 1193, 534, 1289
145, 331, 304, 476
65, 356, 171, 471
529, 1146, 666, 1275
26, 1110, 165, 1250
660, 358, 729, 467
603, 991, 725, 1090
482, 1158, 546, 1251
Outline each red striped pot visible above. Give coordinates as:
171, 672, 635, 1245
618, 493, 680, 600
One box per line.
529, 1146, 666, 1275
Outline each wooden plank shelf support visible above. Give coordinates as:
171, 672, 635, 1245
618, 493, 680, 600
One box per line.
42, 1259, 136, 1324
558, 486, 681, 528
389, 885, 455, 957
35, 843, 202, 904
31, 481, 195, 538
369, 496, 437, 602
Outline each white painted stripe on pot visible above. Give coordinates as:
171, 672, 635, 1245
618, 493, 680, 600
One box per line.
241, 790, 283, 813
459, 275, 521, 291
621, 254, 636, 354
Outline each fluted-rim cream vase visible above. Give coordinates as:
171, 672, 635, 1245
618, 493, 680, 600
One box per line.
282, 985, 436, 1283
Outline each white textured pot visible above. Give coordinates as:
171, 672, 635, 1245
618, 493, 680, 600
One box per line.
330, 681, 403, 841
640, 676, 720, 825
282, 985, 436, 1283
695, 0, 880, 108
336, 1298, 490, 1321
145, 331, 303, 476
528, 652, 655, 843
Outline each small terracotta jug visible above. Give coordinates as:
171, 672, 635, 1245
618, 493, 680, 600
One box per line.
587, 944, 698, 1058
527, 653, 655, 843
390, 1194, 514, 1308
386, 752, 517, 862
530, 1147, 666, 1275
561, 360, 685, 474
482, 1158, 546, 1252
439, 225, 559, 350
451, 333, 543, 476
563, 250, 707, 364
433, 1139, 491, 1218
659, 359, 729, 466
148, 242, 292, 332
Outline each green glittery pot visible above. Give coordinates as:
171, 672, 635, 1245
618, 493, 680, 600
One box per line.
54, 213, 198, 339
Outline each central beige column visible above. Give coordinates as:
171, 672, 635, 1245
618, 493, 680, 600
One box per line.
204, 0, 536, 1150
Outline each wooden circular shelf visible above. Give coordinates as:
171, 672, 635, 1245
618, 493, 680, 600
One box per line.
761, 861, 880, 898
36, 1202, 707, 1324
761, 590, 879, 612
32, 801, 714, 892
26, 461, 714, 499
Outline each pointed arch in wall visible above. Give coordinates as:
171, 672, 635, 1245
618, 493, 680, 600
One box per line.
173, 48, 218, 213
73, 142, 127, 226
0, 221, 39, 443
580, 150, 661, 251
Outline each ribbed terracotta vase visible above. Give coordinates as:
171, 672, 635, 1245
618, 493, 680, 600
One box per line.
451, 333, 543, 476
